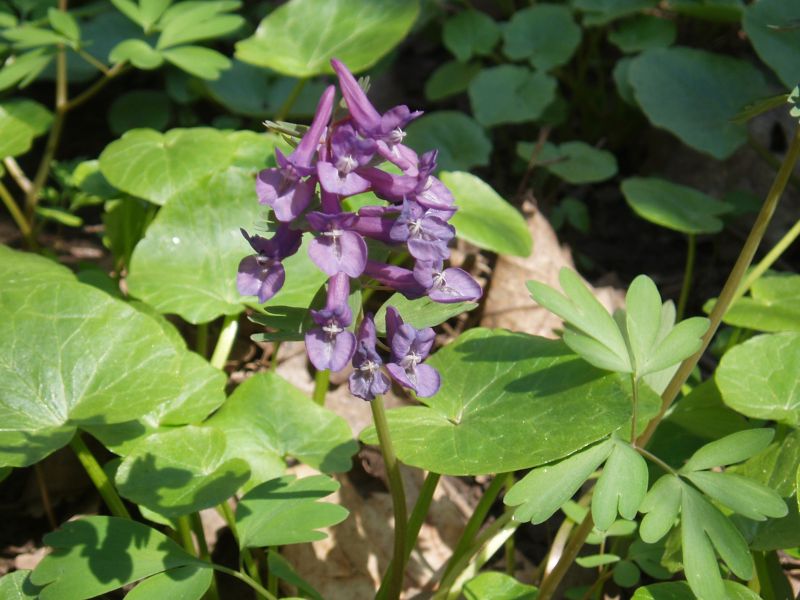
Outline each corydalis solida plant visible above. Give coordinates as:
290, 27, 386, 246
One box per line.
238, 59, 482, 400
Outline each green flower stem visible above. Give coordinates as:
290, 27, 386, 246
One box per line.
216, 501, 262, 584
176, 515, 196, 554
441, 472, 508, 582
635, 446, 678, 476
630, 375, 639, 445
2, 157, 32, 195
189, 513, 221, 600
504, 473, 515, 575
209, 563, 277, 600
266, 549, 278, 596
75, 48, 111, 75
210, 314, 239, 370
736, 216, 800, 300
371, 395, 407, 600
0, 180, 33, 244
404, 471, 440, 564
537, 510, 595, 600
69, 432, 131, 519
638, 124, 800, 449
313, 369, 329, 405
64, 62, 129, 112
676, 233, 696, 321
274, 78, 308, 122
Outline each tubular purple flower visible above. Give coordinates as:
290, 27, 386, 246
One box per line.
363, 260, 426, 298
390, 199, 454, 262
257, 85, 336, 221
237, 226, 302, 303
317, 123, 376, 196
348, 314, 391, 401
384, 307, 440, 398
305, 273, 356, 372
413, 260, 483, 303
307, 211, 368, 277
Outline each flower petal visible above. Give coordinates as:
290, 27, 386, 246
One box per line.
317, 161, 371, 196
428, 268, 483, 303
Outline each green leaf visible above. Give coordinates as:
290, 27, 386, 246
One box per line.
716, 333, 800, 425
125, 566, 212, 600
666, 0, 743, 22
405, 112, 491, 173
236, 474, 349, 548
441, 171, 532, 256
373, 293, 477, 336
621, 177, 731, 234
111, 0, 144, 26
235, 0, 419, 77
115, 426, 250, 516
30, 516, 205, 599
732, 93, 791, 125
108, 90, 171, 135
0, 49, 54, 91
717, 273, 800, 333
517, 141, 618, 184
267, 550, 323, 600
102, 198, 152, 270
0, 98, 53, 158
109, 39, 164, 69
685, 471, 787, 521
162, 45, 230, 80
0, 571, 40, 599
613, 559, 641, 588
0, 244, 73, 285
571, 0, 657, 26
503, 5, 581, 70
681, 484, 753, 599
733, 428, 800, 497
681, 429, 775, 472
201, 59, 271, 116
99, 127, 234, 205
3, 26, 65, 49
47, 8, 79, 41
592, 439, 648, 530
463, 571, 538, 600
628, 47, 767, 159
528, 268, 631, 373
576, 553, 621, 568
424, 61, 481, 102
608, 15, 675, 53
138, 0, 172, 29
505, 440, 613, 524
632, 581, 761, 600
468, 65, 557, 127
157, 1, 243, 49
205, 372, 357, 487
744, 0, 800, 88
639, 474, 682, 543
360, 328, 657, 475
442, 9, 500, 62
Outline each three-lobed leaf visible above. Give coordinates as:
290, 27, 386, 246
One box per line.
592, 439, 649, 530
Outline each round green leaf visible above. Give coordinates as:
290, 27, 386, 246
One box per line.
206, 372, 357, 488
442, 9, 500, 62
613, 560, 641, 588
517, 141, 618, 184
115, 426, 250, 516
0, 98, 52, 157
463, 572, 538, 600
717, 332, 800, 426
405, 112, 491, 173
424, 61, 481, 102
235, 474, 349, 548
503, 5, 581, 70
621, 177, 731, 234
99, 127, 234, 205
108, 90, 171, 136
608, 15, 676, 53
0, 570, 40, 599
235, 0, 419, 77
0, 243, 73, 285
744, 0, 800, 88
718, 273, 800, 333
468, 65, 557, 127
628, 47, 767, 159
441, 171, 532, 257
361, 328, 653, 475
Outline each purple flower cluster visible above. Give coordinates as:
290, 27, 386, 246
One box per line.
237, 59, 482, 400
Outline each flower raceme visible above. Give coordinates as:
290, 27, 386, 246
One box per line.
237, 58, 482, 400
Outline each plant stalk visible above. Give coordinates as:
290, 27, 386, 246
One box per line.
217, 501, 262, 584
676, 233, 696, 321
176, 515, 196, 554
3, 157, 32, 194
209, 563, 277, 600
638, 124, 800, 448
537, 511, 595, 600
736, 216, 800, 300
0, 180, 33, 242
371, 395, 407, 600
210, 314, 239, 370
69, 432, 131, 519
313, 369, 330, 405
34, 462, 57, 529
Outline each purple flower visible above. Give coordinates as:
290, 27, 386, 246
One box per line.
237, 226, 302, 303
363, 260, 426, 298
384, 307, 440, 398
307, 211, 368, 277
390, 199, 454, 262
348, 314, 391, 401
257, 85, 335, 221
305, 273, 356, 372
331, 58, 422, 172
414, 260, 483, 303
317, 124, 376, 195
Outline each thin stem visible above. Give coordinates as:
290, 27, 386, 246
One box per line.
313, 369, 330, 406
217, 501, 262, 583
537, 511, 595, 600
75, 48, 110, 74
210, 314, 239, 370
441, 472, 508, 582
189, 513, 220, 600
196, 322, 209, 358
516, 127, 552, 197
371, 395, 407, 600
69, 432, 131, 519
748, 134, 800, 190
636, 446, 678, 476
209, 564, 277, 600
737, 216, 800, 300
630, 375, 639, 445
34, 463, 57, 529
676, 234, 696, 321
176, 515, 196, 554
64, 62, 128, 112
267, 550, 278, 596
504, 473, 515, 575
274, 78, 307, 121
638, 124, 800, 449
3, 157, 32, 194
270, 340, 281, 370
404, 471, 440, 564
0, 180, 33, 242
